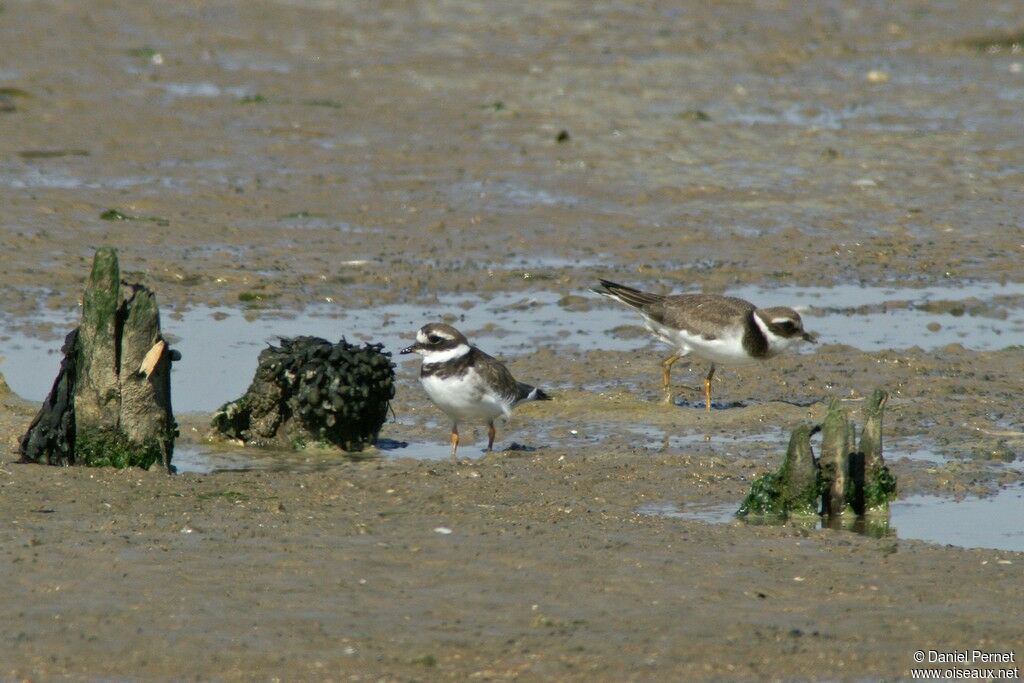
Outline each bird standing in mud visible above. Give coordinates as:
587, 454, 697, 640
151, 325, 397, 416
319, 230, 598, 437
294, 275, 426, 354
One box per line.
401, 323, 550, 460
592, 279, 817, 410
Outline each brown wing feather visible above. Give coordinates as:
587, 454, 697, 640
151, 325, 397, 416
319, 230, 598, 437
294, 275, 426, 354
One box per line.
593, 279, 665, 309
650, 294, 756, 340
469, 348, 522, 403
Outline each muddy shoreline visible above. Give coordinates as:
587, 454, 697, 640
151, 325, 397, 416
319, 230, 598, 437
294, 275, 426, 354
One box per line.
2, 0, 1023, 680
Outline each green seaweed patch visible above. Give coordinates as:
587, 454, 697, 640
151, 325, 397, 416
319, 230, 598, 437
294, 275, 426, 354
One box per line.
863, 463, 897, 512
239, 94, 267, 104
18, 149, 90, 159
737, 471, 786, 518
303, 99, 343, 109
480, 100, 505, 111
126, 47, 159, 58
100, 209, 170, 227
0, 87, 31, 98
238, 291, 278, 303
409, 655, 437, 667
76, 427, 162, 469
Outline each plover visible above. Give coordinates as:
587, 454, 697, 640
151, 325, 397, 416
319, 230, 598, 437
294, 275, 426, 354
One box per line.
592, 279, 816, 410
401, 323, 550, 460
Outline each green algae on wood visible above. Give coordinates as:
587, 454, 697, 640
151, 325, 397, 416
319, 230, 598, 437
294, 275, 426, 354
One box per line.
859, 389, 896, 512
736, 388, 898, 524
75, 426, 163, 469
75, 246, 122, 429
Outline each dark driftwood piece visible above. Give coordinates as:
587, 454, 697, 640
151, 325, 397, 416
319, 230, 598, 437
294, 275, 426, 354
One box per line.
19, 330, 79, 466
212, 336, 395, 452
19, 247, 178, 471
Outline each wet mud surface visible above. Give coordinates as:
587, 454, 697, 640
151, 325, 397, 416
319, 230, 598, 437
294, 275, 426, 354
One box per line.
1, 1, 1023, 680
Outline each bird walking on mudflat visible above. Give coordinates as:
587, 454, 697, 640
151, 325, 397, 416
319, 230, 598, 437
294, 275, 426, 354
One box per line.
401, 323, 550, 460
592, 279, 817, 410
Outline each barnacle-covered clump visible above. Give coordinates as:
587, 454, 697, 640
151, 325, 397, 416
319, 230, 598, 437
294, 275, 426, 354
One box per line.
212, 336, 395, 452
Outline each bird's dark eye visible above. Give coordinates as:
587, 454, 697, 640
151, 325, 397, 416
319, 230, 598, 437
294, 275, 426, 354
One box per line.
777, 321, 796, 333
427, 334, 442, 344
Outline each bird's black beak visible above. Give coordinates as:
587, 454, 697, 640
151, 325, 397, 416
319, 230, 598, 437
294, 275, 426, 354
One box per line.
803, 332, 818, 344
400, 344, 418, 355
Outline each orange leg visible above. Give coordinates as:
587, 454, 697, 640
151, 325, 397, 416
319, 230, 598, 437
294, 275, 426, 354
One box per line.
703, 364, 717, 413
661, 352, 682, 403
487, 423, 496, 452
450, 425, 460, 462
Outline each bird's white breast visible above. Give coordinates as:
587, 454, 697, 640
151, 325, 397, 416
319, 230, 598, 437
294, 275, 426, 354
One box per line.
421, 369, 511, 424
643, 317, 757, 365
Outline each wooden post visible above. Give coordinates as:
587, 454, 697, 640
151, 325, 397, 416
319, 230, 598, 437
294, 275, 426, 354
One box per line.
74, 246, 122, 429
820, 400, 850, 517
118, 284, 176, 470
779, 424, 818, 516
859, 389, 896, 512
860, 389, 887, 471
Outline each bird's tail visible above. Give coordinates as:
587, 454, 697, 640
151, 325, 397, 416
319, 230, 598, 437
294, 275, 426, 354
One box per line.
515, 382, 551, 404
591, 279, 664, 310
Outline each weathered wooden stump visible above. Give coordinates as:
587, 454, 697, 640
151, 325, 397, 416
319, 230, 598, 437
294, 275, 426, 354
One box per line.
211, 336, 395, 452
19, 247, 178, 470
737, 388, 897, 521
820, 399, 852, 517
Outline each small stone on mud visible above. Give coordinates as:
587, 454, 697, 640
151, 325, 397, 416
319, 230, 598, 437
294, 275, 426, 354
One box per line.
557, 294, 590, 311
609, 324, 648, 339
926, 322, 942, 332
677, 110, 711, 122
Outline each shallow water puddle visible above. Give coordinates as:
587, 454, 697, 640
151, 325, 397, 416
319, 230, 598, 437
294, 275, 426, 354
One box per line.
173, 436, 528, 473
0, 292, 633, 411
171, 444, 352, 474
890, 487, 1024, 552
639, 485, 1024, 553
629, 425, 783, 452
2, 281, 1022, 411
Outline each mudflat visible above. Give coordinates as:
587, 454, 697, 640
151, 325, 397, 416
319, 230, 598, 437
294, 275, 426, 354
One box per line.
1, 1, 1022, 681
